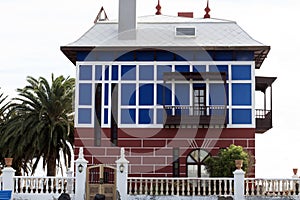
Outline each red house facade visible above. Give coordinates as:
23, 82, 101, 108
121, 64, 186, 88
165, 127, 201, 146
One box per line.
61, 0, 276, 177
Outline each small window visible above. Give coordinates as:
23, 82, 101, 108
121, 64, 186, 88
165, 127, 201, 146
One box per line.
176, 27, 196, 37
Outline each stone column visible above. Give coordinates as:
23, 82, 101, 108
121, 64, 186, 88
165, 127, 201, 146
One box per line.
2, 166, 16, 191
233, 168, 245, 200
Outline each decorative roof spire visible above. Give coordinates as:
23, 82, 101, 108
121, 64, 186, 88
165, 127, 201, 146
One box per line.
156, 0, 162, 15
204, 0, 211, 18
94, 6, 108, 23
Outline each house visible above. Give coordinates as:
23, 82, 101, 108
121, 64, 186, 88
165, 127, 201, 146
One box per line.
61, 0, 276, 177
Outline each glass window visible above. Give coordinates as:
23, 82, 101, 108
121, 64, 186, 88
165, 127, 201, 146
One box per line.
232, 65, 251, 80
121, 84, 136, 105
232, 109, 252, 124
79, 65, 92, 80
79, 83, 92, 105
78, 108, 92, 124
157, 65, 172, 80
95, 65, 102, 80
121, 65, 136, 80
139, 84, 154, 105
175, 84, 189, 105
138, 109, 153, 124
121, 109, 136, 124
139, 65, 154, 80
187, 149, 210, 177
232, 83, 252, 106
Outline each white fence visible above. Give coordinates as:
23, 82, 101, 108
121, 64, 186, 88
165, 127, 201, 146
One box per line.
128, 177, 234, 196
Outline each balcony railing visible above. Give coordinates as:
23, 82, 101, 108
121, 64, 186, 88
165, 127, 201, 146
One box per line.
163, 105, 227, 127
255, 109, 272, 133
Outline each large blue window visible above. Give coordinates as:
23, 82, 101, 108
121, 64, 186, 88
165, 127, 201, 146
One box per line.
79, 83, 92, 105
139, 109, 154, 124
232, 109, 252, 124
232, 65, 251, 80
79, 65, 92, 80
121, 84, 136, 105
157, 65, 172, 80
139, 65, 154, 80
232, 83, 252, 106
157, 84, 172, 105
121, 109, 136, 124
175, 84, 189, 105
78, 108, 92, 124
121, 65, 136, 80
139, 84, 154, 105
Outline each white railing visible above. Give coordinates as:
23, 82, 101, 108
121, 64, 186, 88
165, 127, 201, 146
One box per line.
128, 177, 234, 196
13, 176, 75, 195
245, 178, 300, 196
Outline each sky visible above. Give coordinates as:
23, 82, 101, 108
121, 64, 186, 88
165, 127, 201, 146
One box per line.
0, 0, 300, 178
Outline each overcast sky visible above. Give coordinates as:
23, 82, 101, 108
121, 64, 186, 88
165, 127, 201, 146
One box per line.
1, 0, 300, 177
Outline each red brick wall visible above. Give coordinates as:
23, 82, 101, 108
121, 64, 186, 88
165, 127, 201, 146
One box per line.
74, 128, 255, 177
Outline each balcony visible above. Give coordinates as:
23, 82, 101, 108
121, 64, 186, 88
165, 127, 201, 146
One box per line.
255, 109, 272, 133
163, 105, 227, 127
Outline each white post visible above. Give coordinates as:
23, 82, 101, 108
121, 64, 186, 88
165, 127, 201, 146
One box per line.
66, 169, 74, 194
115, 147, 129, 200
233, 168, 245, 200
2, 166, 16, 194
75, 147, 88, 200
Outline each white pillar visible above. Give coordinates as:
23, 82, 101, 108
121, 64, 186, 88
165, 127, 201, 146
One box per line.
2, 166, 16, 193
75, 147, 88, 200
115, 148, 129, 200
233, 169, 245, 200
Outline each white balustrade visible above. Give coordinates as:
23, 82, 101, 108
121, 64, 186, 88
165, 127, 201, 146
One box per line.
127, 177, 234, 196
13, 176, 75, 195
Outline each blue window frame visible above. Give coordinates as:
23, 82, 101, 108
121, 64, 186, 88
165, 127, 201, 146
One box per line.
232, 65, 251, 80
79, 65, 92, 80
139, 65, 154, 80
79, 83, 92, 105
121, 84, 136, 105
232, 83, 252, 106
78, 108, 92, 124
139, 84, 154, 105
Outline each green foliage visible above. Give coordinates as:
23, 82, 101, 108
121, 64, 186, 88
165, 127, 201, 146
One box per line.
0, 74, 75, 176
205, 144, 250, 177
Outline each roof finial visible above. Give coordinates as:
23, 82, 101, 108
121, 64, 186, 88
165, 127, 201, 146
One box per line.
94, 6, 108, 23
204, 0, 211, 18
156, 0, 162, 15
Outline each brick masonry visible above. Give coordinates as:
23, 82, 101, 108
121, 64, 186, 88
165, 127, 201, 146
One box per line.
74, 127, 256, 177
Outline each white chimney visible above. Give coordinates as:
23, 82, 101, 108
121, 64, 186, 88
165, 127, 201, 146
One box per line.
118, 0, 137, 40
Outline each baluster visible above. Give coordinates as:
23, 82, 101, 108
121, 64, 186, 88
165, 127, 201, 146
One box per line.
218, 179, 222, 196
192, 179, 195, 196
181, 179, 185, 196
203, 179, 207, 196
187, 179, 190, 196
176, 179, 179, 196
134, 179, 138, 195
213, 179, 216, 195
14, 177, 19, 193
144, 179, 148, 195
165, 179, 169, 195
207, 180, 211, 195
155, 179, 158, 195
250, 179, 254, 196
139, 179, 143, 195
150, 179, 153, 195
229, 179, 233, 195
160, 179, 164, 195
128, 179, 132, 195
224, 179, 228, 195
171, 179, 174, 195
197, 179, 200, 195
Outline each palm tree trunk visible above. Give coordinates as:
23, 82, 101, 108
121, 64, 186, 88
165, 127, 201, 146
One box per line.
47, 150, 57, 176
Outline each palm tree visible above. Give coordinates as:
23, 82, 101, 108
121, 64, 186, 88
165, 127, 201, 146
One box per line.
0, 74, 75, 176
0, 89, 9, 124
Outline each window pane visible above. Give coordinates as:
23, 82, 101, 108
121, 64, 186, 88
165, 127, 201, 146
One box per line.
79, 83, 92, 105
121, 84, 136, 105
139, 84, 154, 105
78, 108, 92, 124
157, 65, 172, 80
139, 109, 153, 124
79, 65, 92, 80
121, 109, 136, 124
175, 84, 189, 105
139, 65, 154, 80
112, 65, 118, 80
95, 65, 102, 80
157, 84, 172, 105
121, 65, 136, 80
188, 165, 198, 178
232, 83, 251, 106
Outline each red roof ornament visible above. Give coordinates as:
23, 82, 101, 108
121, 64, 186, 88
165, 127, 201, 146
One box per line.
204, 0, 211, 18
156, 0, 162, 15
